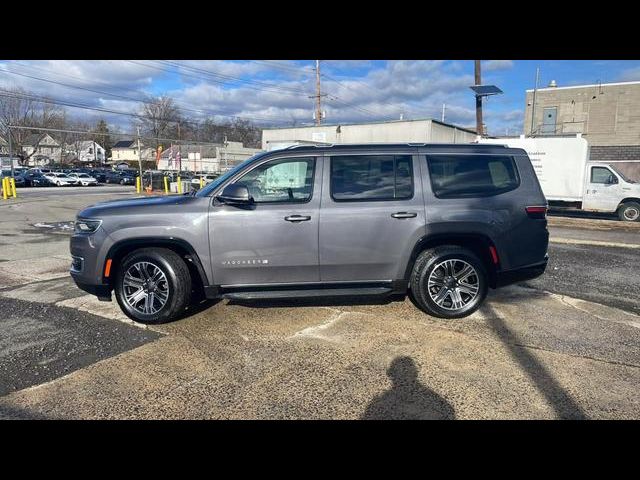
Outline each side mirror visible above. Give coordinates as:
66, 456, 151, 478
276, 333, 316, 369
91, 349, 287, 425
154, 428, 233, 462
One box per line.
607, 174, 619, 185
217, 183, 253, 205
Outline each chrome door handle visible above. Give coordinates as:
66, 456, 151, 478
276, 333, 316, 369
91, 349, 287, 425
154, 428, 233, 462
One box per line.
391, 212, 417, 219
284, 215, 311, 222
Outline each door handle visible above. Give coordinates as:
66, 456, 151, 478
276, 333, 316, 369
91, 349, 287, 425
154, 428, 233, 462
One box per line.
284, 215, 311, 222
391, 212, 417, 219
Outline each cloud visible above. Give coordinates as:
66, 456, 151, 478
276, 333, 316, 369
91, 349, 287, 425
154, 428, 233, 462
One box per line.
483, 60, 514, 71
0, 59, 521, 135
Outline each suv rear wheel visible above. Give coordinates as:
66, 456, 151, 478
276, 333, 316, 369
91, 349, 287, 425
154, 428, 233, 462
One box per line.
409, 246, 488, 319
618, 202, 640, 222
114, 247, 191, 324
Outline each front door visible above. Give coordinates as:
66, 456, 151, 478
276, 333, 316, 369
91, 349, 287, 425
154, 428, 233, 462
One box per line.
209, 155, 321, 286
583, 165, 621, 212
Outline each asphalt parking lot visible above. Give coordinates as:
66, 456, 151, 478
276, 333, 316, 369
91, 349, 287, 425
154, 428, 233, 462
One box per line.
1, 187, 639, 419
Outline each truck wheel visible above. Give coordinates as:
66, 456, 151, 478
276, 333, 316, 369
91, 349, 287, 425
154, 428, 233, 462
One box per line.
618, 202, 640, 222
409, 246, 488, 319
114, 247, 192, 324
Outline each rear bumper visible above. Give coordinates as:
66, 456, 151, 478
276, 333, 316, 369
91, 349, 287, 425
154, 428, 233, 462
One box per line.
495, 257, 548, 288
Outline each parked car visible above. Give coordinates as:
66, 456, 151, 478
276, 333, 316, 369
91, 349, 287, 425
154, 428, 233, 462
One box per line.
23, 172, 52, 187
68, 172, 99, 186
190, 174, 217, 188
44, 172, 78, 186
70, 143, 549, 324
104, 171, 136, 185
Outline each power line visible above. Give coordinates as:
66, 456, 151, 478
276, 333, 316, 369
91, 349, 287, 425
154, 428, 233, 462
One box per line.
0, 88, 289, 129
321, 71, 428, 119
128, 60, 310, 98
6, 125, 227, 146
2, 68, 292, 125
158, 60, 312, 96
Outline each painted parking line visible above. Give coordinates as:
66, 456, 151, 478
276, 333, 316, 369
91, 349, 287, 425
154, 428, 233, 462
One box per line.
550, 237, 640, 249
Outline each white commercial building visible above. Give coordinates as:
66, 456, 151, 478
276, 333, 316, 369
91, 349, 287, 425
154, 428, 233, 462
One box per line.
261, 118, 477, 151
157, 141, 262, 172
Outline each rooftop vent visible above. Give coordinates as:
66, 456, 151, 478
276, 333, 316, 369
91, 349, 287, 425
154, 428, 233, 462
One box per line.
548, 80, 557, 88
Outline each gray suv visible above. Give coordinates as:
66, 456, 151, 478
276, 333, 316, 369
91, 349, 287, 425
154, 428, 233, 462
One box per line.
70, 143, 549, 323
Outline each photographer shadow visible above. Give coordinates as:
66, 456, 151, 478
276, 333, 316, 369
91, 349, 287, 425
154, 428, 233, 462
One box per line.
361, 356, 455, 420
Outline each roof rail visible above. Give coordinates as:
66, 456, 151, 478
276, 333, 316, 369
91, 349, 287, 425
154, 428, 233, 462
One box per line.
285, 143, 334, 149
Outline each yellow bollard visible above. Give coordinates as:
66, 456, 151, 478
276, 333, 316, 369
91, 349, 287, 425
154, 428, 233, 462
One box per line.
164, 176, 169, 194
200, 176, 204, 189
136, 176, 141, 193
177, 176, 182, 194
2, 178, 7, 200
10, 178, 17, 198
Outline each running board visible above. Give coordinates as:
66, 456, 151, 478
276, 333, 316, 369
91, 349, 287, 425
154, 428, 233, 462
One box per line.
222, 287, 393, 301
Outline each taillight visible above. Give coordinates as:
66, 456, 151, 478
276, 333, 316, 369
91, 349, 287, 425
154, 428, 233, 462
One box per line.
526, 206, 547, 219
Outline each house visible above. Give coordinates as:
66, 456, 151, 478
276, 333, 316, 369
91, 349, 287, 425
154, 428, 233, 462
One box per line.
111, 140, 155, 162
22, 133, 62, 165
69, 140, 106, 164
157, 141, 262, 172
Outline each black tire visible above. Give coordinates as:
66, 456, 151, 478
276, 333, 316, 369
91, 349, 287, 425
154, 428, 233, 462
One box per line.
617, 202, 640, 222
114, 247, 192, 324
409, 245, 488, 319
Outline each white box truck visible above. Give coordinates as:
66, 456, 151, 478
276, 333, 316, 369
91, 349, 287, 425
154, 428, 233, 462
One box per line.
477, 134, 640, 222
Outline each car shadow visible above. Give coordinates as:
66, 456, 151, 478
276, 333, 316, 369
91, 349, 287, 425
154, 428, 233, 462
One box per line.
361, 356, 455, 420
481, 303, 588, 420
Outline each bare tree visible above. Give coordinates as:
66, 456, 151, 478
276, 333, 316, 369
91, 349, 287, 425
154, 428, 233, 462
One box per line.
0, 87, 65, 165
137, 95, 181, 147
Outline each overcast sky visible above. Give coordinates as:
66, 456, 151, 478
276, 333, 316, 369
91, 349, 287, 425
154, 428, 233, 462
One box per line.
2, 60, 640, 136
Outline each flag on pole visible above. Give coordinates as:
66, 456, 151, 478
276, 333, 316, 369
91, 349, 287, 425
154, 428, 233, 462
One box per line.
156, 145, 163, 167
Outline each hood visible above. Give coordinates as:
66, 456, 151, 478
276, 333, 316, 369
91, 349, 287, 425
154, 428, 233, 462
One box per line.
78, 194, 202, 219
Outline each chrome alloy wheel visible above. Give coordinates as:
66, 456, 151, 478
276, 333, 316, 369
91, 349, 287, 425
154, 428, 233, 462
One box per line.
122, 261, 170, 315
427, 259, 480, 311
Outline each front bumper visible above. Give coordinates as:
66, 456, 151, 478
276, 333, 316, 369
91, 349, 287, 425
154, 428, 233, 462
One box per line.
69, 227, 113, 300
495, 256, 548, 288
71, 276, 112, 301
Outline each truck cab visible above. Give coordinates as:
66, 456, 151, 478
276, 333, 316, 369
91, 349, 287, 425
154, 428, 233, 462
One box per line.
583, 163, 640, 220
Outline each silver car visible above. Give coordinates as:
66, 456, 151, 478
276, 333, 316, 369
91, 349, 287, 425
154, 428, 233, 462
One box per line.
70, 143, 549, 324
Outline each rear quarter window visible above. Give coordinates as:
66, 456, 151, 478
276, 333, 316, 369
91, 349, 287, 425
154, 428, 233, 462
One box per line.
427, 154, 520, 198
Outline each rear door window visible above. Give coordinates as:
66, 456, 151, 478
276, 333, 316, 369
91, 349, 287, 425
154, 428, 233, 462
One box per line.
427, 154, 519, 198
330, 155, 414, 201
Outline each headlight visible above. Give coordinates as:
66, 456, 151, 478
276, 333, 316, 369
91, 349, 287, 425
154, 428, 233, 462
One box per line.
74, 219, 102, 234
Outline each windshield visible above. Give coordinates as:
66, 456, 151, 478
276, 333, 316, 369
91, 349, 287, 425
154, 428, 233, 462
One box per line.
196, 152, 269, 197
609, 164, 637, 184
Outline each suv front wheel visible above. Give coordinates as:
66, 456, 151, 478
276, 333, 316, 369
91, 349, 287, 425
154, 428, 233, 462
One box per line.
409, 246, 488, 319
114, 247, 192, 324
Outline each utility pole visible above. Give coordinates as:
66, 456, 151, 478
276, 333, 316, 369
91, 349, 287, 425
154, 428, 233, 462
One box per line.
136, 126, 143, 181
530, 67, 540, 136
8, 127, 14, 178
310, 60, 327, 126
474, 60, 483, 137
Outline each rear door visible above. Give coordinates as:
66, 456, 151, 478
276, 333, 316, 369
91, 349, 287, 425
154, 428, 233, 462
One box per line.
319, 151, 425, 282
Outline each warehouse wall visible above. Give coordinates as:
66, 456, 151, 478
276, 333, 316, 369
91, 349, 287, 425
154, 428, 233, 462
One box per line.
262, 119, 475, 150
524, 82, 640, 146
